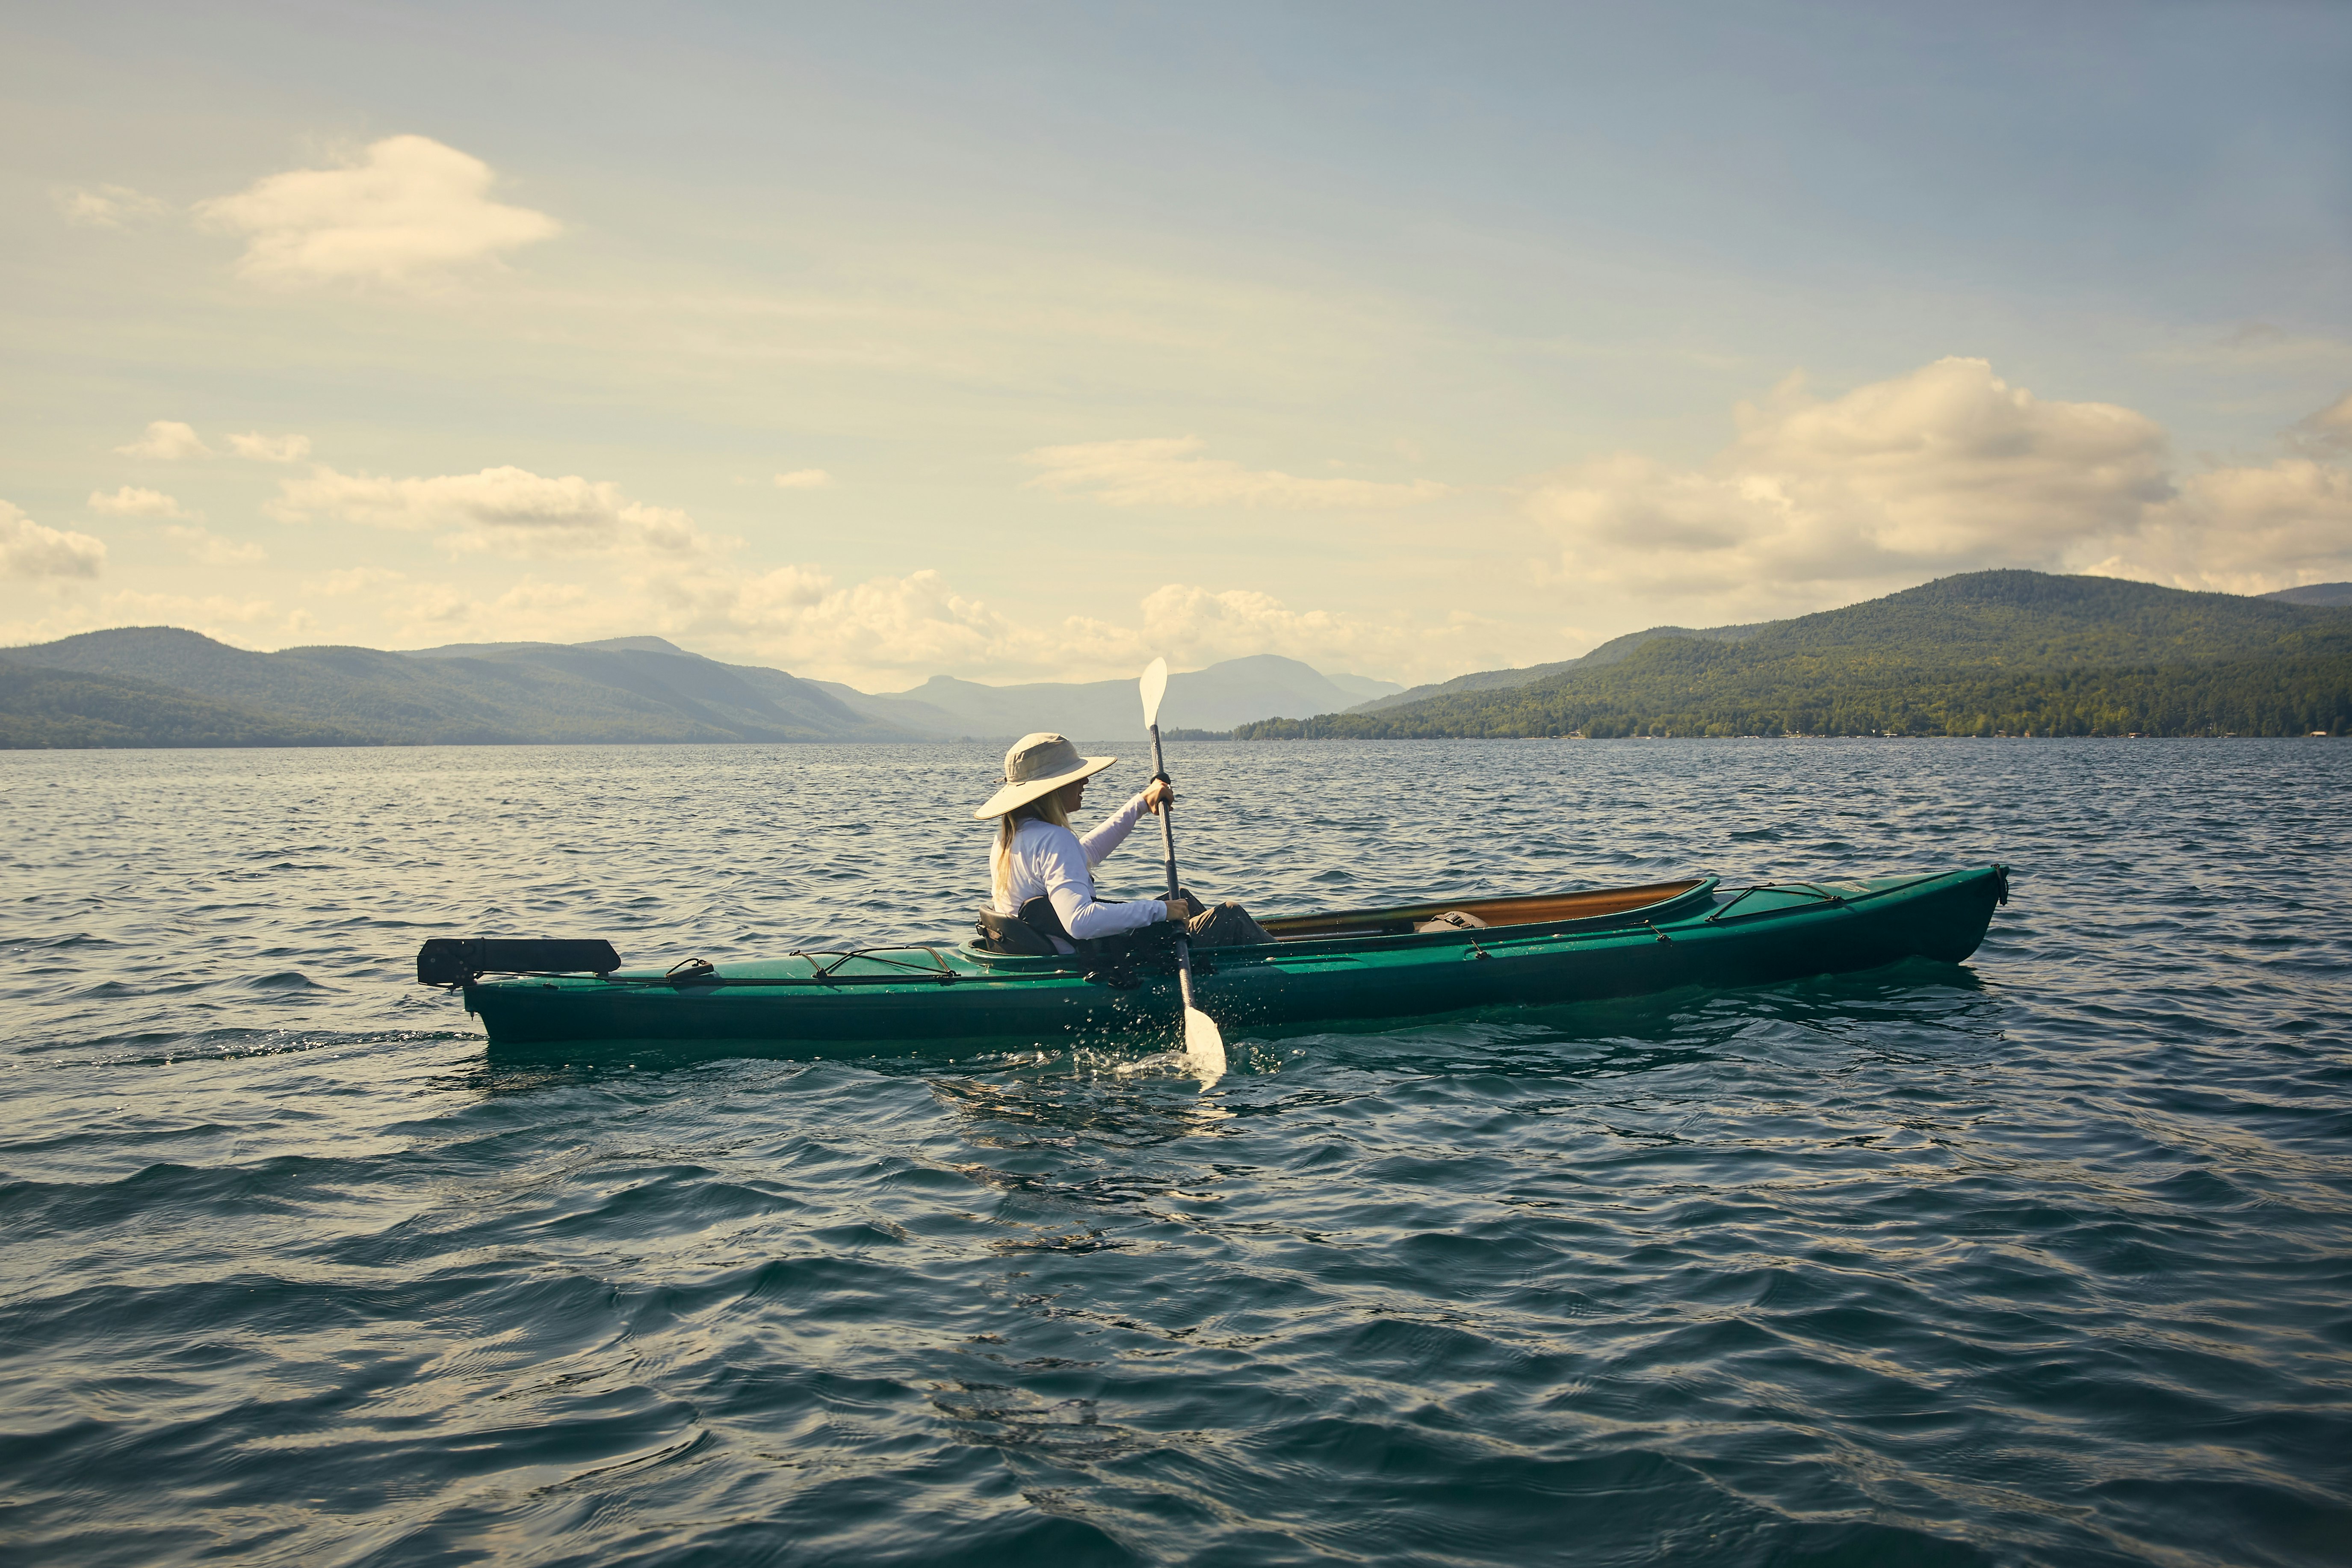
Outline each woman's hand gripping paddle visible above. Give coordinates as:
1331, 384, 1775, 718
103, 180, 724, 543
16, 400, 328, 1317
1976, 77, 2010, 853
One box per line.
1139, 657, 1227, 1083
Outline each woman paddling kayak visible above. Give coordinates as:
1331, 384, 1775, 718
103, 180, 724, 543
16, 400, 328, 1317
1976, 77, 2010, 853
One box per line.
975, 732, 1271, 955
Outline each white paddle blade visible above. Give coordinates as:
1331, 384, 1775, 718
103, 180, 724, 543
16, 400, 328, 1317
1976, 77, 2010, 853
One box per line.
1184, 1005, 1226, 1081
1139, 657, 1170, 729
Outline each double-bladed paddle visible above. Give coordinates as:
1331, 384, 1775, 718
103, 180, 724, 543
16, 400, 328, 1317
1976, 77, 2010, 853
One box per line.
1139, 657, 1227, 1078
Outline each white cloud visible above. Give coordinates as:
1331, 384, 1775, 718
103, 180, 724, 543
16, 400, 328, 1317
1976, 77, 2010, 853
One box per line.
675, 565, 1058, 678
163, 524, 268, 565
276, 558, 1039, 678
661, 566, 1443, 687
267, 464, 720, 558
2041, 389, 2352, 594
89, 486, 189, 518
114, 420, 212, 460
227, 431, 312, 463
58, 184, 167, 229
0, 501, 107, 579
194, 135, 560, 288
1525, 358, 2178, 611
341, 575, 641, 649
774, 469, 835, 489
1023, 436, 1447, 509
388, 578, 597, 640
1525, 360, 2352, 617
2093, 457, 2352, 594
1134, 585, 1402, 673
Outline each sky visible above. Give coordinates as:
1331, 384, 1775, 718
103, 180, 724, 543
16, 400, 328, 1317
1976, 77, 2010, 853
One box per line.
3, 0, 2349, 691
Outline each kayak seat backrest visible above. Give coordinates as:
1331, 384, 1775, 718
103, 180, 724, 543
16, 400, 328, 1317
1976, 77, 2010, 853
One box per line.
1413, 910, 1489, 934
974, 909, 1059, 956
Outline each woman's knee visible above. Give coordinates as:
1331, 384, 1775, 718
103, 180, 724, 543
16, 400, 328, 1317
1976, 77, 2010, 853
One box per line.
1188, 900, 1272, 947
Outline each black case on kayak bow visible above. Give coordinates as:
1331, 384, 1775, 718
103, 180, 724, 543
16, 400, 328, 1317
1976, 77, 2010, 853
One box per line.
417, 938, 620, 986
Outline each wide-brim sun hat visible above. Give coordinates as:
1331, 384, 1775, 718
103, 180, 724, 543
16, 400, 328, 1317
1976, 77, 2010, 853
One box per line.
973, 732, 1118, 819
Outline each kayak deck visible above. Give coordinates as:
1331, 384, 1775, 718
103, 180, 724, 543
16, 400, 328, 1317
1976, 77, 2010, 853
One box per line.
457, 867, 2008, 1054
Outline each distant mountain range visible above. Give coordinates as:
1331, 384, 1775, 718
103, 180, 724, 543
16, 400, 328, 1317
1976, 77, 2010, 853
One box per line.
1234, 571, 2352, 740
824, 656, 1398, 740
9, 572, 2347, 748
0, 629, 1399, 748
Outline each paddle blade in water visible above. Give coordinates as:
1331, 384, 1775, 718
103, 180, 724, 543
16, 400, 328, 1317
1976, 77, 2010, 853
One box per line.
1184, 1005, 1226, 1080
1140, 657, 1169, 729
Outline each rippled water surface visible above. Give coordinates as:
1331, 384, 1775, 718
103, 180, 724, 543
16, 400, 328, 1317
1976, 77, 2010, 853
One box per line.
5, 738, 2349, 1566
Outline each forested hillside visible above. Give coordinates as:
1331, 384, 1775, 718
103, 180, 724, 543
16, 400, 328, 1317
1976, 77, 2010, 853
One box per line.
1236, 572, 2352, 739
1347, 623, 1765, 714
3, 628, 923, 745
0, 659, 371, 747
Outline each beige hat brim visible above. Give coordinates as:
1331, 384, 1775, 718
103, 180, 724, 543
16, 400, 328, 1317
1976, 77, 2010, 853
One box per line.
972, 754, 1118, 819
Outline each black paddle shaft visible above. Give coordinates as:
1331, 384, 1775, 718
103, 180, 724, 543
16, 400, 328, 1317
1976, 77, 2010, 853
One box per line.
1146, 720, 1202, 1012
1147, 722, 1181, 901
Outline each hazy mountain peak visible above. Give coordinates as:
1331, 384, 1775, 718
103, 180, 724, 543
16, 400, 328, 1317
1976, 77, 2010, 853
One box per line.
844, 653, 1390, 738
573, 636, 692, 655
400, 634, 696, 660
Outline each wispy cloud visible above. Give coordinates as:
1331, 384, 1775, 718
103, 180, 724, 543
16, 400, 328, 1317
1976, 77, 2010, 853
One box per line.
89, 486, 191, 519
268, 464, 720, 558
227, 431, 312, 463
0, 501, 107, 580
774, 469, 835, 489
195, 135, 560, 288
2147, 322, 2352, 370
163, 524, 267, 565
1022, 436, 1447, 510
56, 184, 167, 229
114, 420, 212, 461
2287, 392, 2352, 458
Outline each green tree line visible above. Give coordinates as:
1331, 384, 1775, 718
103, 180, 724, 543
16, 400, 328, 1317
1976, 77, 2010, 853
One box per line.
1237, 644, 2352, 740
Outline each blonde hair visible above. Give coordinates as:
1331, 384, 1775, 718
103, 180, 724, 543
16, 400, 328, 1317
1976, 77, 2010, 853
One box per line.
991, 794, 1071, 904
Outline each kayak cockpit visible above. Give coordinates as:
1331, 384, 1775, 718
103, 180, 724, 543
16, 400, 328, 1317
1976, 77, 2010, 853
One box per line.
1257, 877, 1716, 941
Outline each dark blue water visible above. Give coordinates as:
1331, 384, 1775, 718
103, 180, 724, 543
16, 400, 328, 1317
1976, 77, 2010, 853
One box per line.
4, 739, 2349, 1566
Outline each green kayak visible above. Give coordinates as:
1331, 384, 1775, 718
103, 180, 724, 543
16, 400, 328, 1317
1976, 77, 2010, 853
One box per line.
443, 865, 2008, 1055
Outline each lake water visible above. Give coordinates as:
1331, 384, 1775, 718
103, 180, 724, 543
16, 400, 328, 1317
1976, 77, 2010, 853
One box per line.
3, 738, 2348, 1566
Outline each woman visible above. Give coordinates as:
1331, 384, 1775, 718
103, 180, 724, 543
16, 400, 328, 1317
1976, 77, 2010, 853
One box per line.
975, 732, 1271, 955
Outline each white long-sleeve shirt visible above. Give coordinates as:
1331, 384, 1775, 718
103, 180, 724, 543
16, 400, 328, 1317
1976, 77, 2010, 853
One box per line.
991, 792, 1165, 952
